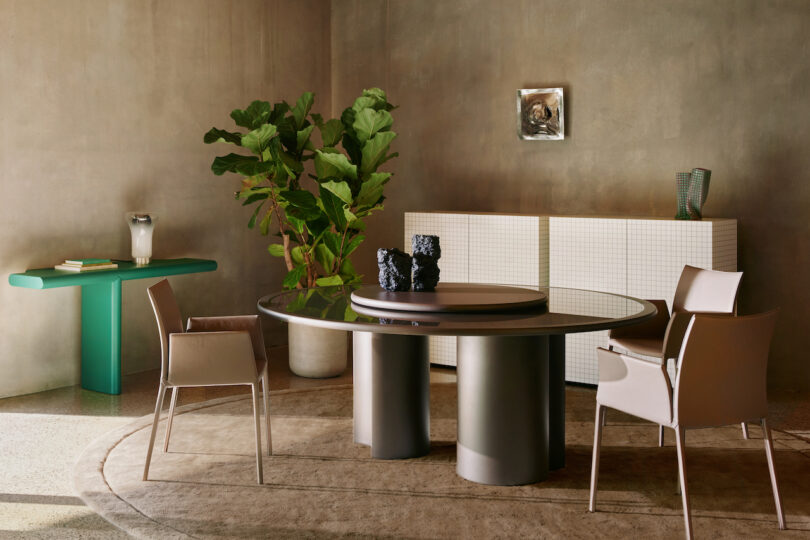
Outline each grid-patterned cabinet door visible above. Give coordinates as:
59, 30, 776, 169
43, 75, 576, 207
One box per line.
469, 215, 548, 288
549, 217, 628, 384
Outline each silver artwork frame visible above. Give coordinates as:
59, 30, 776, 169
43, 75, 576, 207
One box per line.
517, 88, 564, 140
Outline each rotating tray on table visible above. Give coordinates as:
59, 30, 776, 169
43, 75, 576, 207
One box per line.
350, 283, 548, 314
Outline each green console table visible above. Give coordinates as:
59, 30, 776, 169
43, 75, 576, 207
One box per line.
9, 258, 217, 395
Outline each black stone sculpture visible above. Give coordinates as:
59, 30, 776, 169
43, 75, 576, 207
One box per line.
377, 248, 412, 292
411, 234, 441, 292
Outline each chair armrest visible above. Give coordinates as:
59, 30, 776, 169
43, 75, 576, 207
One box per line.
609, 299, 670, 340
187, 315, 267, 364
596, 347, 673, 426
662, 311, 697, 360
168, 331, 258, 386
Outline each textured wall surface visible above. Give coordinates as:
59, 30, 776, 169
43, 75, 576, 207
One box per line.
0, 0, 331, 398
3, 0, 809, 397
332, 0, 810, 389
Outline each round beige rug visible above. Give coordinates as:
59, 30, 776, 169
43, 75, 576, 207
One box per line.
74, 383, 810, 539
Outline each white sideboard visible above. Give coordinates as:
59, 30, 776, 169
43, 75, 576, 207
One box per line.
403, 212, 737, 385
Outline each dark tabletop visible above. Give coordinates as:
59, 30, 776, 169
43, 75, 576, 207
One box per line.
258, 283, 656, 337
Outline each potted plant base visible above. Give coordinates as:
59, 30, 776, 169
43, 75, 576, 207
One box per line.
288, 323, 348, 378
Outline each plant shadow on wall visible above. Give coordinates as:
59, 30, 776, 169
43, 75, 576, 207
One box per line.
205, 89, 398, 289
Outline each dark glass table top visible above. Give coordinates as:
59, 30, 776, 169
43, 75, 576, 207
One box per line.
257, 283, 656, 337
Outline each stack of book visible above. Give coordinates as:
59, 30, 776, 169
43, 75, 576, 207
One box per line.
54, 258, 118, 272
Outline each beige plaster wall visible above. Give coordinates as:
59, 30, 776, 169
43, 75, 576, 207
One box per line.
332, 0, 810, 389
0, 0, 331, 398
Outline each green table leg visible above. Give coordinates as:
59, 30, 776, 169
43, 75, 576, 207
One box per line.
80, 279, 122, 394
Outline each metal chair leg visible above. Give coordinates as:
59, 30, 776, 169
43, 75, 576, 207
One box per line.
659, 425, 665, 447
163, 387, 179, 452
143, 382, 167, 481
674, 426, 693, 540
251, 383, 263, 484
741, 421, 750, 439
589, 404, 606, 512
761, 418, 786, 529
262, 364, 272, 455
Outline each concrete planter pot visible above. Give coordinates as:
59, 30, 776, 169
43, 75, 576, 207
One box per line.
288, 322, 348, 378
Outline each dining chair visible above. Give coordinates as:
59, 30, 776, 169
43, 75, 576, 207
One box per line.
607, 264, 744, 445
143, 278, 272, 484
589, 311, 785, 539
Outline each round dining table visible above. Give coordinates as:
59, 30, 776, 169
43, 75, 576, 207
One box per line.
258, 283, 656, 486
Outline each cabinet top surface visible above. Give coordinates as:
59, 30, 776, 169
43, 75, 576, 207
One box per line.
258, 283, 656, 337
9, 258, 217, 289
404, 211, 736, 222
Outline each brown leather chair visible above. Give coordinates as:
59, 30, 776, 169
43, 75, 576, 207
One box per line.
143, 279, 271, 484
607, 265, 744, 445
590, 311, 785, 539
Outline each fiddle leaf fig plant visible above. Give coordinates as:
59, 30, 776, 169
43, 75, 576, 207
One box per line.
205, 89, 397, 289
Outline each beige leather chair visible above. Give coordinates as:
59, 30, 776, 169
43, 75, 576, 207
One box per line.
608, 265, 744, 445
590, 311, 785, 539
143, 279, 272, 484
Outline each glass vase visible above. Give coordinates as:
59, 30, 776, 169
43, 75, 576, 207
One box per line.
126, 212, 157, 265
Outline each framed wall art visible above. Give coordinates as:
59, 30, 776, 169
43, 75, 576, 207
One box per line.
517, 88, 564, 140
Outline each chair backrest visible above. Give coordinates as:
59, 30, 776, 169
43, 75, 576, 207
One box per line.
672, 265, 743, 314
146, 279, 183, 379
674, 310, 777, 428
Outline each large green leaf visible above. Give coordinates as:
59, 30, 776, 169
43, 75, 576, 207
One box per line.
241, 190, 270, 205
286, 205, 322, 221
319, 118, 344, 147
204, 127, 243, 146
351, 96, 377, 112
362, 87, 387, 103
240, 124, 277, 154
267, 244, 285, 257
322, 231, 342, 259
316, 275, 343, 287
356, 172, 391, 207
339, 258, 360, 282
283, 266, 306, 289
259, 208, 274, 235
269, 101, 290, 124
211, 153, 260, 176
296, 125, 315, 152
340, 108, 357, 136
347, 216, 365, 231
314, 243, 336, 271
314, 150, 357, 181
321, 180, 352, 204
230, 100, 271, 130
341, 131, 362, 165
353, 109, 393, 143
291, 246, 305, 266
279, 151, 304, 174
247, 203, 263, 228
286, 215, 306, 235
360, 131, 397, 175
291, 92, 315, 130
342, 234, 365, 258
305, 213, 330, 238
280, 189, 317, 209
236, 160, 275, 177
276, 116, 298, 152
319, 187, 348, 230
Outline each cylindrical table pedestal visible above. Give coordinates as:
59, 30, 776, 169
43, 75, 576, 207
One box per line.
457, 335, 549, 485
353, 331, 430, 459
